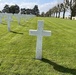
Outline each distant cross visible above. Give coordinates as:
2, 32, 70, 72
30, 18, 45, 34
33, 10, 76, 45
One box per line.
6, 13, 12, 31
29, 20, 51, 59
14, 14, 21, 25
0, 13, 4, 24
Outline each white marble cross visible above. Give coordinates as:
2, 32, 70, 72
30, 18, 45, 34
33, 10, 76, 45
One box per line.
6, 13, 13, 31
29, 20, 51, 59
0, 15, 2, 24
14, 14, 21, 25
0, 13, 4, 24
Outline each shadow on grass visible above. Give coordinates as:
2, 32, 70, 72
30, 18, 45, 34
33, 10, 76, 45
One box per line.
18, 24, 26, 27
10, 31, 23, 35
41, 58, 76, 75
1, 23, 7, 25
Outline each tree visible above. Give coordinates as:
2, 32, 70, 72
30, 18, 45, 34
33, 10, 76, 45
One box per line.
2, 4, 20, 14
62, 0, 68, 19
9, 5, 15, 14
45, 9, 52, 17
21, 8, 26, 14
45, 6, 59, 17
72, 3, 76, 16
66, 0, 76, 19
45, 11, 50, 17
53, 6, 58, 18
33, 5, 39, 16
41, 12, 45, 17
58, 2, 68, 19
20, 5, 40, 15
2, 4, 9, 13
14, 5, 20, 13
61, 2, 66, 19
57, 3, 63, 18
26, 9, 33, 14
9, 5, 20, 14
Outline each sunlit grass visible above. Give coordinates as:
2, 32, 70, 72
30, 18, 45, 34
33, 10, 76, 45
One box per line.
0, 17, 76, 75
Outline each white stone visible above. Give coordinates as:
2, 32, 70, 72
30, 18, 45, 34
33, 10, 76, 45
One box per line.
24, 14, 35, 22
29, 20, 51, 60
0, 13, 4, 24
14, 14, 21, 25
14, 14, 35, 24
6, 13, 13, 31
72, 17, 76, 20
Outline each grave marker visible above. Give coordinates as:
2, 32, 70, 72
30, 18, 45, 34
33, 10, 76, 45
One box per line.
6, 13, 13, 31
0, 13, 4, 24
29, 20, 51, 59
14, 14, 21, 25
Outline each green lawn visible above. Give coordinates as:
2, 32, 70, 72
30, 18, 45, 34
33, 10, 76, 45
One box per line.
0, 17, 76, 75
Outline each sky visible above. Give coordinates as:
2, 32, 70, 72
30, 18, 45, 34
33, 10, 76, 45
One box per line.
0, 0, 63, 13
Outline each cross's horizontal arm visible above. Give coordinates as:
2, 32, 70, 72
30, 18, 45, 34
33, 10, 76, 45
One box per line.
42, 30, 51, 36
29, 30, 37, 36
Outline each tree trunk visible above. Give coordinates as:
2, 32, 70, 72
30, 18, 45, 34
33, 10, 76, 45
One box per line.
58, 12, 60, 18
70, 9, 73, 20
56, 12, 57, 18
63, 8, 65, 19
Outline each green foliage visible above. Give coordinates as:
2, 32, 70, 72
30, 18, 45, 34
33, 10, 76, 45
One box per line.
2, 4, 40, 16
2, 4, 20, 14
9, 5, 20, 14
33, 5, 39, 16
0, 17, 76, 75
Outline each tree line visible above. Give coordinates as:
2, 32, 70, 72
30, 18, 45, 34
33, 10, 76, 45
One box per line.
0, 4, 39, 16
42, 0, 76, 19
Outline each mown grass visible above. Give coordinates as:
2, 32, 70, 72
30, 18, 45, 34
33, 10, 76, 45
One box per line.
0, 17, 76, 75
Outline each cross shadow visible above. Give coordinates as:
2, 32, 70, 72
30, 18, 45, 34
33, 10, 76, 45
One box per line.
1, 23, 7, 25
41, 58, 76, 75
19, 24, 26, 27
10, 31, 23, 35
